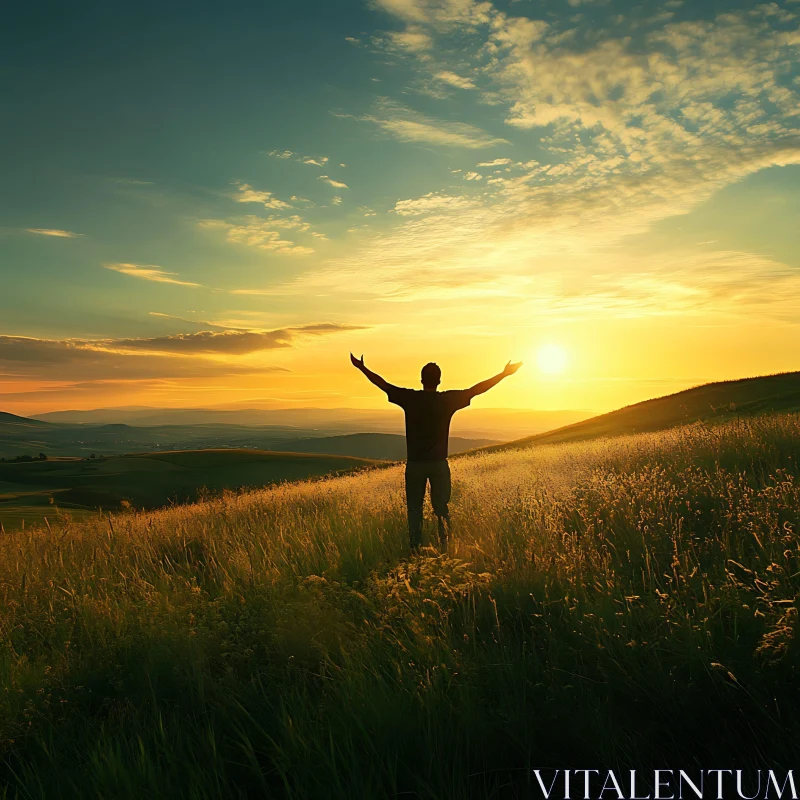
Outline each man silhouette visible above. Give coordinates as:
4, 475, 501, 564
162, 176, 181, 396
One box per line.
350, 354, 522, 549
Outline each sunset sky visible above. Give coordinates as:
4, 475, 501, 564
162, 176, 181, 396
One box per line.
2, 0, 798, 416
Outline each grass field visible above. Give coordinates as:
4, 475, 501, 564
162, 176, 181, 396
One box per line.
0, 449, 383, 532
1, 414, 799, 797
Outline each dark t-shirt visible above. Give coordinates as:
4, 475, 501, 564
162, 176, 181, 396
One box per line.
386, 386, 472, 462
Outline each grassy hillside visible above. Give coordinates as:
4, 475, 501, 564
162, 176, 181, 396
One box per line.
0, 449, 382, 531
0, 413, 798, 797
477, 370, 800, 452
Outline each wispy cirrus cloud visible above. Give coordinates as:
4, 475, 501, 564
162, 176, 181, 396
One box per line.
103, 263, 202, 287
436, 70, 476, 89
385, 28, 434, 53
392, 192, 472, 216
25, 228, 84, 238
358, 98, 509, 148
318, 175, 349, 189
477, 158, 511, 167
233, 183, 292, 210
198, 217, 315, 255
266, 149, 331, 168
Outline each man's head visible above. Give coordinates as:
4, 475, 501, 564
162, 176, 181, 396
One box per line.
421, 362, 441, 390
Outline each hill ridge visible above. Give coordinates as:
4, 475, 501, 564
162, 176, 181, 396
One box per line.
0, 411, 51, 427
469, 370, 800, 454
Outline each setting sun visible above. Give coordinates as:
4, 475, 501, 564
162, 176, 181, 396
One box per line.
536, 344, 568, 375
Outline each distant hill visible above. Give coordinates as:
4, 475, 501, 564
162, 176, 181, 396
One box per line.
473, 371, 800, 453
33, 406, 591, 441
269, 433, 499, 461
0, 411, 51, 430
34, 407, 394, 429
0, 415, 375, 460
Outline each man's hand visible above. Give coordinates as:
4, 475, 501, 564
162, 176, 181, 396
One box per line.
350, 353, 392, 393
467, 360, 523, 398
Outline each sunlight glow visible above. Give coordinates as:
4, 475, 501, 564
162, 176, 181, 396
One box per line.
536, 344, 568, 375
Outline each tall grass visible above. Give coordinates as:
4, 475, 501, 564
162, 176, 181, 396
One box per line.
1, 416, 798, 798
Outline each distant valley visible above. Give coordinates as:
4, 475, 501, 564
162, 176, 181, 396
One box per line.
32, 405, 591, 441
0, 412, 497, 461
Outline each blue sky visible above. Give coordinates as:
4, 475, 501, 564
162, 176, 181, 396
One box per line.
1, 0, 798, 413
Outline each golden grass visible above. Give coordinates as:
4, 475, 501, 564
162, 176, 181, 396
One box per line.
0, 415, 798, 798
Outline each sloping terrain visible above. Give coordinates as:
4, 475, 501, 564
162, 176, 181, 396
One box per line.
0, 449, 383, 530
0, 411, 51, 430
475, 370, 800, 452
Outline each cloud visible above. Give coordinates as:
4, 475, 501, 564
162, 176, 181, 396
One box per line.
25, 228, 83, 238
392, 191, 472, 216
386, 28, 434, 52
198, 217, 315, 255
233, 183, 292, 210
0, 336, 263, 381
463, 171, 483, 180
0, 323, 367, 382
103, 263, 202, 287
351, 1, 800, 312
523, 250, 800, 322
360, 98, 509, 148
318, 175, 349, 189
267, 150, 332, 168
271, 204, 800, 315
373, 3, 800, 213
264, 215, 311, 232
290, 322, 366, 336
436, 70, 476, 89
113, 178, 154, 186
110, 324, 366, 356
147, 312, 228, 331
371, 0, 493, 27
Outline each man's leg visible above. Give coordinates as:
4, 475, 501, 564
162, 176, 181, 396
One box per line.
429, 460, 452, 548
404, 461, 427, 550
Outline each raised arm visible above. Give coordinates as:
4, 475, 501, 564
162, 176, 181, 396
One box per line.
350, 353, 392, 393
466, 360, 522, 398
